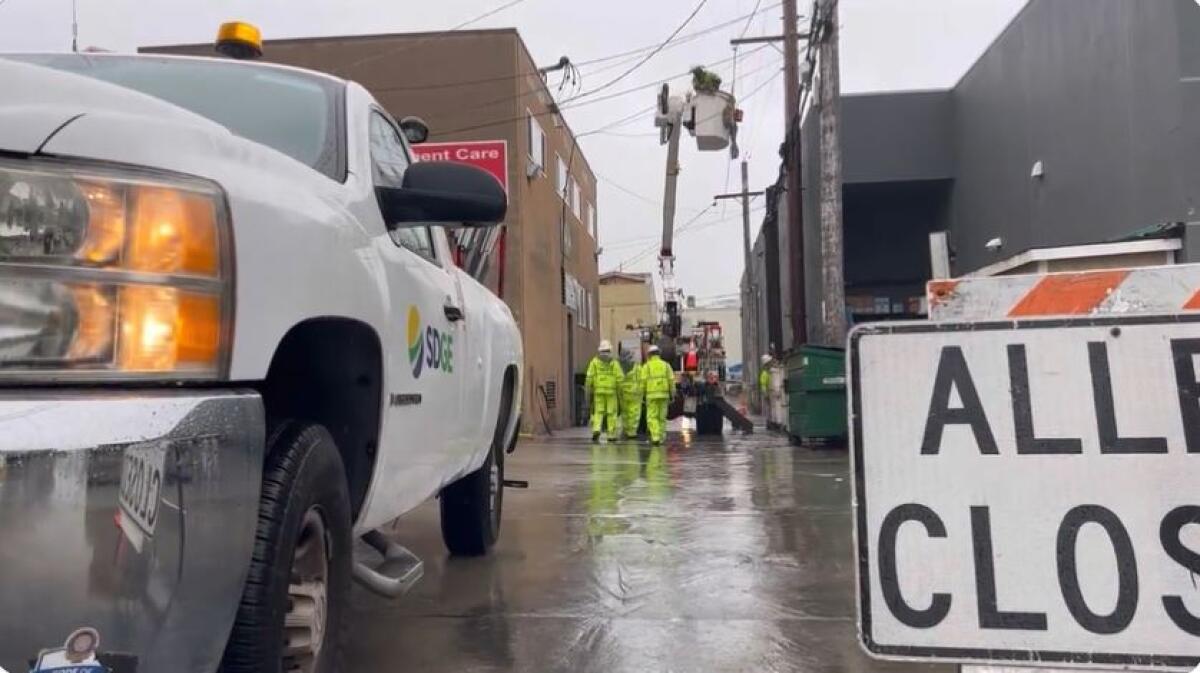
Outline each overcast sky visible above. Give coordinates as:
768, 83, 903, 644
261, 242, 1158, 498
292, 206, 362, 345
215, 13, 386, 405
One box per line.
0, 0, 1025, 304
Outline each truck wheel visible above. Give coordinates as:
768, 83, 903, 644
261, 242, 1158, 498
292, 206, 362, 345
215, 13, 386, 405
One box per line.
221, 422, 352, 673
440, 437, 503, 556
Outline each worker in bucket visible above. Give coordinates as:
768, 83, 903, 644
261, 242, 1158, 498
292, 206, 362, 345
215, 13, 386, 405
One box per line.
618, 349, 645, 441
586, 340, 624, 443
643, 344, 676, 445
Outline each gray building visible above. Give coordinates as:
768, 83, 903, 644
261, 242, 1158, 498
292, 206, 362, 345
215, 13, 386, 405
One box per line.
745, 0, 1200, 362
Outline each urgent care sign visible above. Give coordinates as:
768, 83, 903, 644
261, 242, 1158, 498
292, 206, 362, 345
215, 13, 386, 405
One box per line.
412, 140, 508, 193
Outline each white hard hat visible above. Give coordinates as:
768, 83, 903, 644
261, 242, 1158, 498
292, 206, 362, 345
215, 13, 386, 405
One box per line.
598, 340, 613, 352
647, 344, 661, 354
761, 354, 772, 365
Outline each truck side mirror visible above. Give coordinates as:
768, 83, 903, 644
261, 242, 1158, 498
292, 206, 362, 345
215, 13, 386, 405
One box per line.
377, 161, 506, 228
399, 116, 429, 145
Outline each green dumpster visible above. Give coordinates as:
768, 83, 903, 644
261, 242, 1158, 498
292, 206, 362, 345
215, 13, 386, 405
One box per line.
785, 345, 847, 445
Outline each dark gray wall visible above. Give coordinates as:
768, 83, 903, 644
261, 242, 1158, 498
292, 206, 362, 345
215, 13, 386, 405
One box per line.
950, 0, 1200, 272
842, 91, 954, 184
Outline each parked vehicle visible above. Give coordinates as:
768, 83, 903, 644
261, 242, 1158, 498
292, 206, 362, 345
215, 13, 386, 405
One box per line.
0, 51, 522, 672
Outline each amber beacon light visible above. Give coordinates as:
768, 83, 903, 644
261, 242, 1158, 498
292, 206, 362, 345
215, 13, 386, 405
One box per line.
215, 21, 263, 60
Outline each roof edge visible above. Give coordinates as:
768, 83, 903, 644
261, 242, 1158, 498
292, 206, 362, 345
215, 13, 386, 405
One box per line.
141, 26, 520, 52
950, 0, 1032, 90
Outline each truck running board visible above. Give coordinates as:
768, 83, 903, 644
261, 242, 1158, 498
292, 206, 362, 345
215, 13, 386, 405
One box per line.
711, 396, 755, 434
353, 529, 424, 598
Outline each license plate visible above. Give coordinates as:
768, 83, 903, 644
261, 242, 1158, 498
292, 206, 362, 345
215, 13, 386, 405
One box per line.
118, 442, 167, 552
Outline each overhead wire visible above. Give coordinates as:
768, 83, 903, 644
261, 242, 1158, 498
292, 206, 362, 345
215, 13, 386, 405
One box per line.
722, 0, 764, 217
368, 3, 781, 96
342, 0, 534, 72
429, 46, 772, 138
614, 204, 767, 270
562, 0, 710, 104
739, 0, 765, 39
573, 2, 781, 70
615, 203, 716, 269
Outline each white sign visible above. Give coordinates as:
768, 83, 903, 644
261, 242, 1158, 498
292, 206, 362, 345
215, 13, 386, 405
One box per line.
850, 315, 1200, 668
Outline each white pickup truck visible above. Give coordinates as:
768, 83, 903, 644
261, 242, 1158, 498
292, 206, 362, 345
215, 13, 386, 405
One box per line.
0, 52, 522, 672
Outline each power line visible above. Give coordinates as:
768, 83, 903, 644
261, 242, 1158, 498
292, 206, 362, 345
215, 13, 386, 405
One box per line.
369, 3, 781, 96
588, 130, 660, 139
739, 0, 765, 39
576, 2, 782, 73
616, 203, 716, 268
575, 5, 781, 69
582, 104, 658, 135
451, 0, 532, 29
563, 0, 709, 104
595, 170, 707, 217
429, 47, 771, 138
565, 46, 772, 112
343, 0, 535, 72
616, 202, 767, 270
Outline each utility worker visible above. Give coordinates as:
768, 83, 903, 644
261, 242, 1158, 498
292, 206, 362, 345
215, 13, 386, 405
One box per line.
759, 354, 772, 398
643, 344, 676, 445
618, 351, 645, 440
586, 340, 624, 442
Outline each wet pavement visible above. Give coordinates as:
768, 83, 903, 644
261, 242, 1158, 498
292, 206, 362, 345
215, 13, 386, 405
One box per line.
348, 422, 953, 673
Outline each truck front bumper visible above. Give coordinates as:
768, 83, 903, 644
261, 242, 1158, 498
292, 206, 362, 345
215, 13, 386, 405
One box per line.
0, 389, 264, 673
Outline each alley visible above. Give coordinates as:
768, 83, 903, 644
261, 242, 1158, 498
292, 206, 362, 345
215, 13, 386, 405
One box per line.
347, 426, 952, 673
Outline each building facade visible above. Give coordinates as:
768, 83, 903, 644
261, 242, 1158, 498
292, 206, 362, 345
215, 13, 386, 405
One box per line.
746, 0, 1200, 368
598, 271, 657, 356
146, 29, 601, 433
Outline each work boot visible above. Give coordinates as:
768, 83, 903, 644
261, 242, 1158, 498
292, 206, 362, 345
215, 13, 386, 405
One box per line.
592, 431, 600, 443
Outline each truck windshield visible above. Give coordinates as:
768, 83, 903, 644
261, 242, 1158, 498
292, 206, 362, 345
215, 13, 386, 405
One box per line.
7, 53, 345, 181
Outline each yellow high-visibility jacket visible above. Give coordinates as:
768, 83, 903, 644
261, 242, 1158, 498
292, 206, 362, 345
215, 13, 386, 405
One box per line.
585, 356, 624, 394
643, 355, 675, 400
620, 363, 645, 400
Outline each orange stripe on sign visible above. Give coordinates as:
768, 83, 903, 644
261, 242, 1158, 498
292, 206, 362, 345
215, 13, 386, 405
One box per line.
1008, 270, 1129, 317
1184, 290, 1200, 310
927, 279, 959, 308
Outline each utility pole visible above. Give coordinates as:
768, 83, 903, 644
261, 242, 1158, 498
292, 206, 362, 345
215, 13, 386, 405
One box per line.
816, 0, 846, 344
782, 0, 807, 349
715, 162, 765, 410
71, 0, 78, 52
730, 0, 808, 351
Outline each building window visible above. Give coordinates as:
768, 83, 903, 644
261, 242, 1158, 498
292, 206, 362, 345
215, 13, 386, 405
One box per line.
562, 214, 572, 255
527, 111, 545, 174
556, 154, 569, 201
571, 179, 581, 220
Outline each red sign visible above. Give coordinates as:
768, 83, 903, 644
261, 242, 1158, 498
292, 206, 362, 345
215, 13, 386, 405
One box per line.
412, 140, 508, 193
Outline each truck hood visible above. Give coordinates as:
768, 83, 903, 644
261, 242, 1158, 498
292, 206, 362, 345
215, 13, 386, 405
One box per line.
0, 56, 224, 154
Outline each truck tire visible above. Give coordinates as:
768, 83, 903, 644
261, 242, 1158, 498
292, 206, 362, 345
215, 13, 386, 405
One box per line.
221, 422, 352, 673
440, 387, 510, 556
439, 440, 502, 556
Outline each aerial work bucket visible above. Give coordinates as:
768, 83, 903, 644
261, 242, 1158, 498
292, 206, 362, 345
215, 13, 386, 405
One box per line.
690, 91, 736, 152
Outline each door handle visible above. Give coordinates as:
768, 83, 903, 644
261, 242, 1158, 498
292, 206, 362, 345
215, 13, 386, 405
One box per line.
444, 304, 464, 322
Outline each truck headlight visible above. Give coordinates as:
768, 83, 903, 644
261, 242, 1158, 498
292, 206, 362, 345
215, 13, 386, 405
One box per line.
0, 158, 231, 380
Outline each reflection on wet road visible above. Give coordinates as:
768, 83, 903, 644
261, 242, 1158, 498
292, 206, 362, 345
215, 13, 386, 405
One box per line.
349, 426, 951, 672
